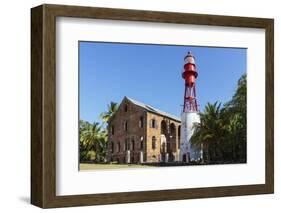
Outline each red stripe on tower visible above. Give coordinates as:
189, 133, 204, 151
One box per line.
182, 51, 199, 112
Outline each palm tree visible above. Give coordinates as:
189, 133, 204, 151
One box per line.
98, 101, 119, 161
100, 102, 119, 124
96, 130, 108, 162
80, 102, 119, 162
79, 120, 103, 161
225, 113, 243, 161
191, 74, 247, 164
190, 102, 226, 163
223, 74, 247, 162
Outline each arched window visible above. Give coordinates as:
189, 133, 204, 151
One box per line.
117, 142, 121, 152
161, 120, 167, 134
124, 104, 128, 112
170, 123, 176, 137
140, 136, 144, 150
131, 138, 135, 151
125, 138, 129, 150
178, 125, 181, 148
139, 116, 144, 128
151, 119, 157, 128
124, 121, 128, 131
152, 136, 156, 149
169, 123, 176, 151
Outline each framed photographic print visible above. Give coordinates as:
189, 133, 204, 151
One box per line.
31, 4, 274, 208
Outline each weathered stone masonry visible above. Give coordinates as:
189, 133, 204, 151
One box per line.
107, 97, 181, 164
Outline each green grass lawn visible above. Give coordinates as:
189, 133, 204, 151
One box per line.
79, 163, 153, 171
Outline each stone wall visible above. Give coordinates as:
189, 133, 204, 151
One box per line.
108, 98, 146, 163
108, 98, 181, 163
146, 112, 181, 162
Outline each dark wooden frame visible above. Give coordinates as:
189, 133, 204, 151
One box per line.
31, 4, 274, 208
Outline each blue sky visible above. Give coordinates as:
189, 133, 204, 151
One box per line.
79, 42, 246, 123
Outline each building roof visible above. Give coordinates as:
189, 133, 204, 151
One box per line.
125, 97, 181, 122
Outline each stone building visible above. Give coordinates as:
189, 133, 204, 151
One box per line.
107, 97, 181, 164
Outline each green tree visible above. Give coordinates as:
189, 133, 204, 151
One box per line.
100, 102, 119, 124
223, 74, 247, 162
191, 102, 227, 163
191, 74, 247, 164
95, 129, 108, 162
79, 120, 106, 162
224, 113, 244, 161
79, 101, 119, 163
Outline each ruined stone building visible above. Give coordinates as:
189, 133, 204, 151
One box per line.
107, 97, 181, 164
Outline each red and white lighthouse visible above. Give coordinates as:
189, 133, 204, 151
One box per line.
182, 51, 198, 112
180, 51, 202, 163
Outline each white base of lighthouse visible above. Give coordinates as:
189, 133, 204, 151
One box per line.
179, 112, 202, 162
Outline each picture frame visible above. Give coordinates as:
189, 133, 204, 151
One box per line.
31, 4, 274, 208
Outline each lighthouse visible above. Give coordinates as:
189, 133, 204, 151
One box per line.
179, 51, 202, 163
